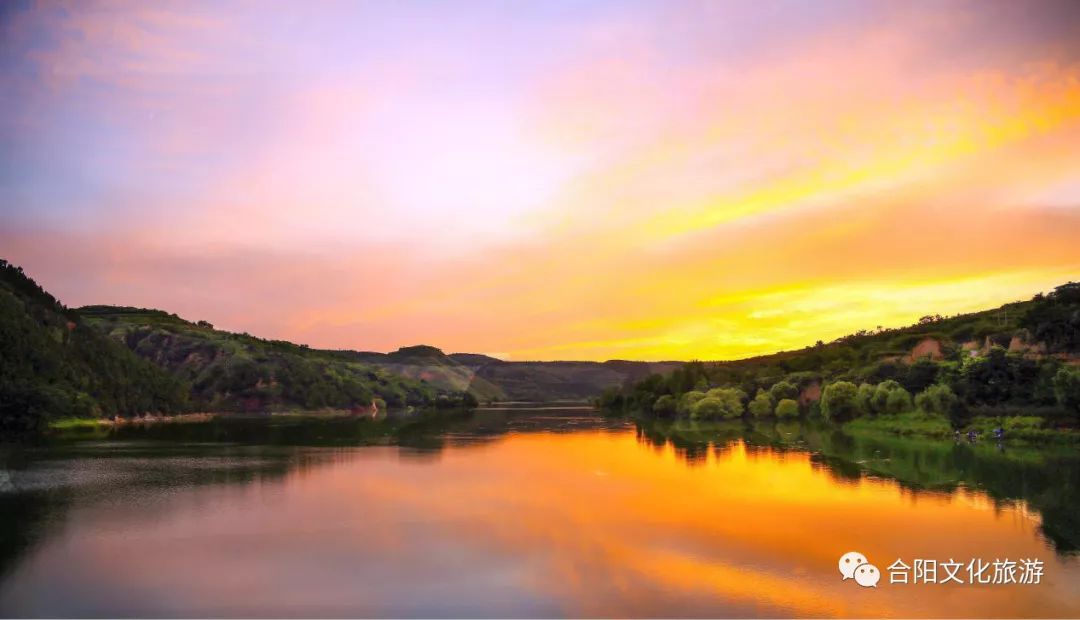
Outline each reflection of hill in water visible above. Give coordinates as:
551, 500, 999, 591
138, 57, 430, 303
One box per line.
2, 408, 1077, 581
0, 440, 308, 580
635, 417, 1080, 554
0, 408, 629, 576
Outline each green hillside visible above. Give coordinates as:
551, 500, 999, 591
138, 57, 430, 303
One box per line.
344, 345, 507, 402
342, 347, 682, 403
0, 260, 189, 432
78, 306, 474, 413
601, 282, 1080, 435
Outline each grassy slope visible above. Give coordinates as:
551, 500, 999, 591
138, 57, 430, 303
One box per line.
605, 283, 1080, 435
79, 306, 452, 412
0, 261, 189, 431
689, 286, 1075, 388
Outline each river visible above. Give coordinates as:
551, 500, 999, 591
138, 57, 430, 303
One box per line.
1, 407, 1077, 617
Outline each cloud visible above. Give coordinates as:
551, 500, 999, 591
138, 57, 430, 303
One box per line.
2, 0, 1079, 360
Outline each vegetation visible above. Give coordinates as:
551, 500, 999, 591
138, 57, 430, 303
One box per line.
775, 398, 799, 418
748, 389, 774, 417
599, 282, 1080, 441
821, 381, 860, 422
78, 305, 476, 413
1, 260, 190, 433
1, 260, 475, 434
635, 416, 1080, 552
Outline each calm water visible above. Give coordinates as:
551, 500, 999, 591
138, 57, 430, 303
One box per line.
1, 408, 1078, 618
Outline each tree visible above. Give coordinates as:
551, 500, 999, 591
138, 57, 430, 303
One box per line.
652, 394, 677, 416
902, 359, 939, 394
884, 386, 913, 414
748, 389, 774, 417
856, 383, 875, 414
959, 346, 1015, 406
821, 381, 861, 422
769, 381, 799, 402
914, 383, 958, 417
691, 396, 724, 419
1053, 367, 1080, 418
871, 380, 903, 413
706, 387, 746, 418
679, 390, 707, 415
775, 398, 799, 418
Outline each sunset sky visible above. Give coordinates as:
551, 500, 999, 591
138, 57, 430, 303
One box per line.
2, 0, 1079, 361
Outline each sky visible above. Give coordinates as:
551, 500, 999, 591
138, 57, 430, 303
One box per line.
2, 0, 1079, 361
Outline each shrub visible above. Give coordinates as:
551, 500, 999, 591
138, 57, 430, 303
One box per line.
902, 359, 940, 394
884, 386, 914, 414
914, 383, 958, 416
821, 381, 861, 422
871, 380, 903, 413
691, 396, 724, 419
1004, 416, 1044, 431
679, 390, 707, 415
775, 398, 800, 418
769, 381, 799, 402
652, 394, 677, 416
856, 383, 875, 414
748, 389, 774, 417
705, 387, 746, 418
1053, 367, 1080, 416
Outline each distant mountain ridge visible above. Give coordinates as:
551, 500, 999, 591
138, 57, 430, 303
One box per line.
323, 345, 682, 402
68, 303, 681, 405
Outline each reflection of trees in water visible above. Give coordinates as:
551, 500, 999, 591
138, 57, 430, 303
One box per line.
0, 489, 70, 581
0, 441, 305, 583
0, 407, 632, 577
0, 410, 485, 582
634, 417, 1080, 554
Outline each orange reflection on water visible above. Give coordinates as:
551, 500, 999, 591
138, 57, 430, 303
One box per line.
2, 427, 1077, 617
329, 432, 1078, 617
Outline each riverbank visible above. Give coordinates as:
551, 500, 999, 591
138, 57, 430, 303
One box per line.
843, 411, 1080, 444
49, 413, 220, 430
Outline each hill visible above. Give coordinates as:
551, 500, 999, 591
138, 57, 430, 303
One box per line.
0, 260, 189, 432
77, 306, 473, 414
73, 305, 681, 406
602, 282, 1080, 429
326, 347, 681, 403
450, 357, 683, 402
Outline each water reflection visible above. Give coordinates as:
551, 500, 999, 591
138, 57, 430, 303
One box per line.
636, 418, 1080, 554
0, 409, 1077, 617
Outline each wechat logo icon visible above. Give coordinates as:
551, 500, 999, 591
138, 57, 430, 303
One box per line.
839, 551, 880, 587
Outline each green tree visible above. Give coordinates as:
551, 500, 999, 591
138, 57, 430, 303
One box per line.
959, 346, 1016, 406
748, 389, 774, 417
901, 359, 940, 394
871, 380, 903, 413
821, 381, 861, 422
775, 398, 799, 418
1053, 366, 1080, 417
769, 381, 799, 402
856, 383, 875, 414
652, 394, 677, 416
679, 390, 707, 415
706, 387, 746, 419
884, 386, 914, 414
691, 396, 724, 419
914, 383, 958, 416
